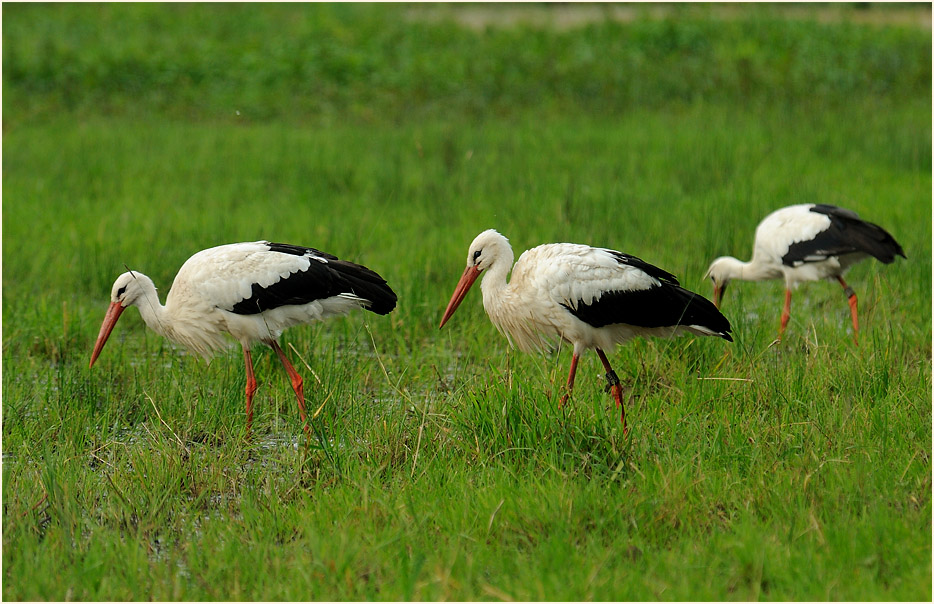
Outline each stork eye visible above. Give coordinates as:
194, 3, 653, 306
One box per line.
472, 250, 482, 263
116, 285, 127, 298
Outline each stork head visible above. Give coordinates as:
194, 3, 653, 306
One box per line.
439, 229, 513, 328
704, 256, 740, 308
89, 271, 154, 368
464, 229, 513, 272
110, 271, 155, 307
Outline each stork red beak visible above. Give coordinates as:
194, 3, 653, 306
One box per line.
439, 265, 481, 328
89, 302, 126, 368
712, 282, 728, 309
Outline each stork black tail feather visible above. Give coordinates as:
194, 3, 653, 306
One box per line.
329, 259, 398, 315
672, 285, 733, 342
847, 220, 906, 264
808, 204, 906, 264
564, 282, 732, 341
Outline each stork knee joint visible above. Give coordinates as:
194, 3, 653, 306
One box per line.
843, 286, 856, 299
604, 370, 621, 392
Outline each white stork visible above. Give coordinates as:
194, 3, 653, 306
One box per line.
439, 229, 732, 430
704, 204, 905, 344
89, 241, 397, 436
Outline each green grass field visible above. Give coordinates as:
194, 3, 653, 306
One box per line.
3, 3, 931, 601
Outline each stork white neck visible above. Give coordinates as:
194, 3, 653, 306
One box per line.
459, 229, 542, 350
708, 255, 781, 283
122, 273, 172, 341
479, 247, 514, 297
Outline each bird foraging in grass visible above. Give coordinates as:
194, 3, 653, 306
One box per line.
704, 204, 905, 345
439, 229, 732, 431
89, 241, 397, 437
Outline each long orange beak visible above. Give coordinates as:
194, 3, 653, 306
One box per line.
89, 301, 126, 368
439, 265, 481, 328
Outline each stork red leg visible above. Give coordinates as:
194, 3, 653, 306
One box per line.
559, 352, 580, 407
779, 288, 793, 340
243, 346, 258, 437
596, 348, 627, 432
837, 276, 859, 345
271, 341, 310, 436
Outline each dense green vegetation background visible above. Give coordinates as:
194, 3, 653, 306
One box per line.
3, 3, 931, 601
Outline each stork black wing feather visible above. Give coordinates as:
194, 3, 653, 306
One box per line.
564, 283, 732, 341
265, 242, 339, 261
230, 243, 397, 315
607, 251, 680, 286
783, 205, 906, 267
